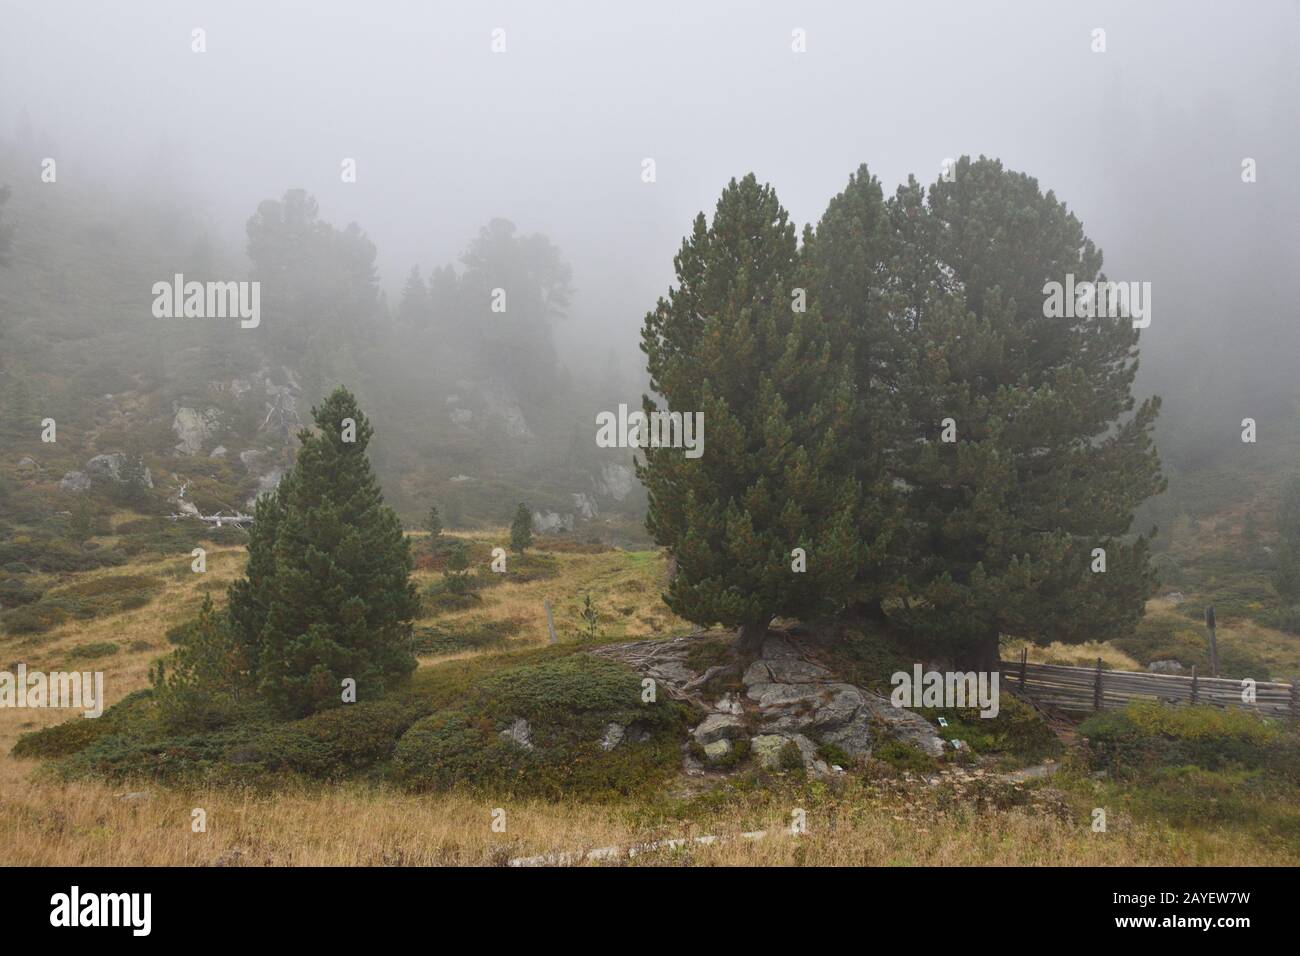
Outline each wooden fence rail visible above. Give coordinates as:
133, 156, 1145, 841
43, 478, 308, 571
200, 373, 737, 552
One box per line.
1000, 653, 1300, 719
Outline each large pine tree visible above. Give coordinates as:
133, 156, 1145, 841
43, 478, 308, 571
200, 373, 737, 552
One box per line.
802, 165, 910, 617
639, 174, 862, 654
227, 387, 419, 716
886, 156, 1165, 666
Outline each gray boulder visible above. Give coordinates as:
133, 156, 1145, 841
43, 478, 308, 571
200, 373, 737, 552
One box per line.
600, 722, 625, 751
59, 470, 91, 493
500, 718, 533, 751
693, 713, 747, 744
172, 406, 221, 456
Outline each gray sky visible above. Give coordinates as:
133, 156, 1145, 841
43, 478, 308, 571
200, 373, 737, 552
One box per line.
2, 0, 1296, 389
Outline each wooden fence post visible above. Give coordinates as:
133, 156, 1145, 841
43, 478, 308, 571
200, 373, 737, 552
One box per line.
1019, 647, 1027, 689
1205, 606, 1219, 678
1093, 657, 1104, 711
1190, 665, 1198, 706
544, 599, 557, 645
1291, 676, 1298, 722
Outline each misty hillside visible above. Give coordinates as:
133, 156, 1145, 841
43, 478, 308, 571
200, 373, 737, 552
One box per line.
0, 147, 646, 540
3, 0, 1300, 896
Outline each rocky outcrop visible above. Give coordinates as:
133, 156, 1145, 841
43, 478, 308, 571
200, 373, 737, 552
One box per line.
592, 632, 946, 778
500, 718, 533, 751
172, 406, 222, 456
59, 471, 91, 493
239, 448, 285, 507
594, 463, 634, 502
532, 510, 573, 533
85, 452, 153, 487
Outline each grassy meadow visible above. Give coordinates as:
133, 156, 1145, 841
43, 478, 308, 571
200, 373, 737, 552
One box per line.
3, 528, 1298, 867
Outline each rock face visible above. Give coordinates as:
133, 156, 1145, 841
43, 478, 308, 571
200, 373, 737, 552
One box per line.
1148, 660, 1185, 675
592, 632, 946, 777
85, 452, 151, 487
594, 463, 635, 502
172, 406, 222, 456
59, 471, 91, 493
83, 453, 153, 488
239, 448, 285, 508
500, 718, 533, 751
532, 510, 573, 533
600, 722, 625, 751
693, 713, 747, 745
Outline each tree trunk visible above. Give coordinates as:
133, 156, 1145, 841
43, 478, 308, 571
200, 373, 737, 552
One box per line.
735, 621, 769, 657
846, 598, 888, 624
961, 627, 1002, 672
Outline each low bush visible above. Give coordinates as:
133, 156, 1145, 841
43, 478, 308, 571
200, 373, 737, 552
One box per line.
1079, 701, 1299, 782
229, 696, 433, 779
390, 654, 688, 799
12, 689, 156, 759
68, 641, 119, 660
412, 616, 523, 655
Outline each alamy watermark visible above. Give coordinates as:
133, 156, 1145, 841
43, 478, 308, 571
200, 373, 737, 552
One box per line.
596, 403, 704, 459
1042, 274, 1150, 329
50, 886, 150, 936
151, 273, 260, 329
891, 665, 1000, 718
0, 664, 104, 718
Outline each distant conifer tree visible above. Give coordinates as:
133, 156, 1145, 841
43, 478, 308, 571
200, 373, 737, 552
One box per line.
227, 387, 418, 716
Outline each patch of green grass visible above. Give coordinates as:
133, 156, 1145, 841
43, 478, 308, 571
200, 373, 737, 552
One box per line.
412, 616, 524, 655
815, 623, 914, 695
390, 653, 688, 799
68, 641, 119, 660
12, 689, 156, 759
2, 574, 161, 636
1114, 614, 1272, 679
918, 694, 1061, 767
1078, 700, 1299, 783
871, 738, 939, 774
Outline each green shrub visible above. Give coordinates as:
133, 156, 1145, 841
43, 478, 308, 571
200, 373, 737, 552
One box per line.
12, 689, 155, 759
1114, 616, 1272, 679
919, 694, 1061, 764
2, 575, 161, 635
0, 536, 125, 573
391, 654, 688, 799
0, 577, 42, 607
68, 641, 119, 660
230, 697, 433, 779
2, 602, 71, 634
777, 739, 805, 773
1079, 701, 1299, 782
58, 727, 258, 785
872, 738, 939, 773
412, 617, 522, 655
390, 710, 530, 791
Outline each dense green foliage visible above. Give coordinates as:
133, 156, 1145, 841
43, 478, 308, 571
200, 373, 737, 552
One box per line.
226, 388, 419, 717
509, 502, 533, 553
640, 158, 1165, 662
390, 655, 687, 798
639, 174, 862, 651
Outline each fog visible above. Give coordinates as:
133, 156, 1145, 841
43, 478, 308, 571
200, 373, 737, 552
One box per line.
1, 0, 1297, 443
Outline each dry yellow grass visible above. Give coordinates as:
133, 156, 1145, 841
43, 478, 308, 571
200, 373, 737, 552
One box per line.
1145, 596, 1300, 676
2, 534, 1291, 867
409, 530, 688, 660
1006, 638, 1141, 671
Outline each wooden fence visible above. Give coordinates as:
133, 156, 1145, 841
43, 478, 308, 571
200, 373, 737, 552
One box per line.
1000, 651, 1300, 719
